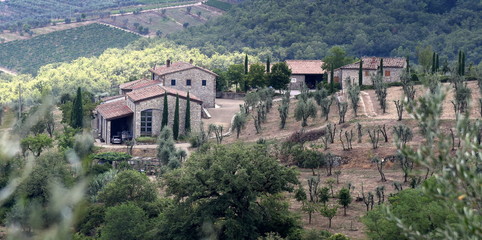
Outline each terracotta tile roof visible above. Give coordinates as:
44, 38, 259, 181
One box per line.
162, 86, 202, 103
126, 84, 202, 103
119, 78, 161, 90
101, 95, 124, 102
285, 60, 325, 75
339, 57, 406, 70
96, 100, 133, 120
149, 62, 218, 77
126, 84, 165, 102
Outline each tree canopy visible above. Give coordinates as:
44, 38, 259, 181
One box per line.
161, 143, 300, 239
170, 0, 482, 63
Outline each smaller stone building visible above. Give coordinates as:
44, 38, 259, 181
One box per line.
150, 60, 217, 108
333, 57, 406, 88
285, 60, 325, 90
95, 79, 202, 144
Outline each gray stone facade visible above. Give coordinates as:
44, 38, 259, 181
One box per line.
152, 63, 217, 108
288, 74, 305, 90
130, 94, 202, 138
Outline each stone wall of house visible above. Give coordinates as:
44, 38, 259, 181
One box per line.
154, 68, 216, 108
335, 68, 405, 89
132, 95, 202, 138
288, 74, 305, 90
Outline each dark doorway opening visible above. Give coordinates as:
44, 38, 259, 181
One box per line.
110, 115, 133, 142
305, 74, 324, 89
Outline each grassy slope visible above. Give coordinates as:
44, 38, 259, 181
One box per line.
0, 23, 140, 75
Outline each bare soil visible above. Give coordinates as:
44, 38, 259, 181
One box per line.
221, 81, 482, 239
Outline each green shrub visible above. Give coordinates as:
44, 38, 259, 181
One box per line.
93, 152, 131, 162
135, 136, 157, 144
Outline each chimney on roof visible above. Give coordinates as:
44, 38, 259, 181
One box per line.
166, 59, 171, 67
189, 59, 193, 64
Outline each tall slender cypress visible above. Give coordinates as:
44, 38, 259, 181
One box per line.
358, 60, 363, 86
436, 53, 439, 72
244, 54, 248, 74
162, 93, 168, 129
462, 51, 465, 76
330, 64, 334, 93
379, 58, 384, 76
458, 50, 462, 75
406, 56, 410, 74
71, 87, 83, 129
185, 92, 191, 133
266, 57, 270, 73
432, 52, 436, 74
173, 94, 179, 140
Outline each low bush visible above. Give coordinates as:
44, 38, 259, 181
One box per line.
93, 152, 131, 162
135, 136, 157, 144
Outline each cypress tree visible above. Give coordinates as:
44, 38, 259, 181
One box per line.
462, 51, 465, 76
70, 87, 83, 129
458, 50, 462, 75
185, 92, 191, 133
432, 52, 436, 74
379, 58, 384, 76
358, 60, 363, 86
406, 56, 410, 74
436, 53, 439, 72
162, 93, 168, 129
266, 57, 270, 73
330, 64, 334, 93
173, 94, 179, 140
244, 54, 248, 74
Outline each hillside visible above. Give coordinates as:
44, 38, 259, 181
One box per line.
0, 0, 194, 28
170, 0, 482, 63
0, 40, 257, 104
0, 23, 140, 75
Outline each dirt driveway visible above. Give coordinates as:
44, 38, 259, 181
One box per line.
203, 98, 244, 129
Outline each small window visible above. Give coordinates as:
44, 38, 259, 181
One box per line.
202, 80, 207, 86
186, 79, 191, 86
385, 70, 391, 77
171, 79, 176, 86
364, 71, 369, 76
291, 78, 297, 83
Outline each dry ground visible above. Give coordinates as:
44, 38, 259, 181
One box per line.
220, 81, 481, 239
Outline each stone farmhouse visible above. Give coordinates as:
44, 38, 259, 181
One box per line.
94, 61, 215, 144
285, 60, 325, 90
149, 60, 217, 108
333, 57, 406, 88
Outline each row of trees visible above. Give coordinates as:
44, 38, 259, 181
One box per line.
215, 57, 292, 92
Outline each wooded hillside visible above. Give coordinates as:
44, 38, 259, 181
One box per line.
170, 0, 482, 63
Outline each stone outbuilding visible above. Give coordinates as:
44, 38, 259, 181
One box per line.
285, 60, 325, 90
149, 60, 217, 108
333, 57, 406, 88
95, 79, 203, 144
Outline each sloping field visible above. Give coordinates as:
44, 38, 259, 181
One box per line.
0, 23, 140, 75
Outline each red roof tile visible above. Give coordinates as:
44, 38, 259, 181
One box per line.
339, 57, 405, 70
96, 100, 133, 120
126, 84, 165, 102
126, 84, 202, 103
101, 95, 124, 102
285, 60, 325, 74
149, 62, 218, 77
119, 78, 161, 90
162, 86, 202, 103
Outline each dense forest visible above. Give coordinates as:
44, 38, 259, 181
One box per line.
0, 23, 140, 75
170, 0, 482, 63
